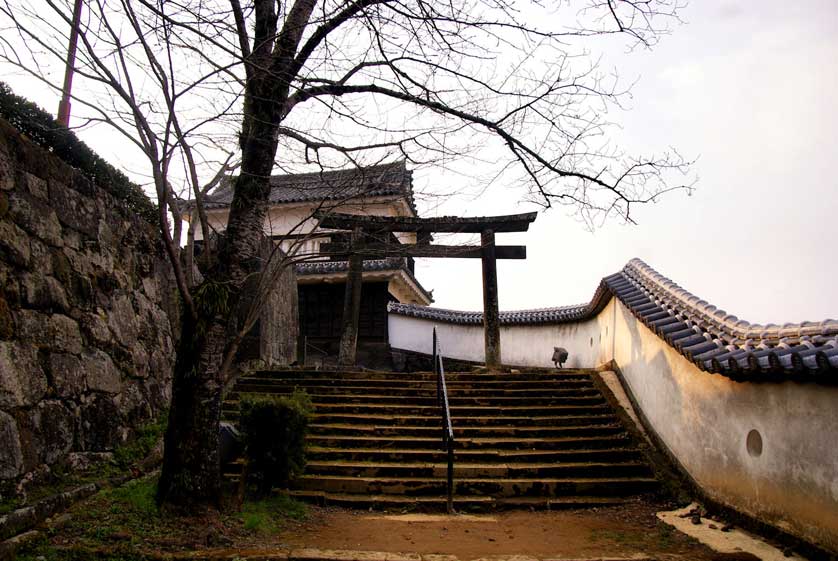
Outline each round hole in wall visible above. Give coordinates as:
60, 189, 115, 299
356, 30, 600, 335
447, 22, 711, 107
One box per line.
746, 429, 763, 458
590, 336, 593, 347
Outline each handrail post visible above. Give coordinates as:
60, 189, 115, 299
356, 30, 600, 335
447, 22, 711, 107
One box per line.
433, 327, 455, 514
446, 437, 454, 514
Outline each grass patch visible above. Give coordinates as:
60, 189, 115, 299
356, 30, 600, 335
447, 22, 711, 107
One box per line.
1, 414, 167, 519
17, 482, 309, 559
111, 413, 168, 470
237, 493, 307, 534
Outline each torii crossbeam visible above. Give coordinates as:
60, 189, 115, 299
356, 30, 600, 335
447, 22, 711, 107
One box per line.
315, 211, 537, 369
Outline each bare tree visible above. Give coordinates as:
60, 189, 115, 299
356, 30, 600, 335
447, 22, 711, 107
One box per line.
0, 0, 691, 510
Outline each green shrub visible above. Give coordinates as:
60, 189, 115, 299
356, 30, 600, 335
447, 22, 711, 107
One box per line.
0, 82, 157, 223
239, 390, 313, 496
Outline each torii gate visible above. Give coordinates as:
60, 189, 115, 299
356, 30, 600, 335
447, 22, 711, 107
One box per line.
316, 211, 537, 369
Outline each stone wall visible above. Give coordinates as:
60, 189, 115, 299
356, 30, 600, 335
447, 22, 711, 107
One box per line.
0, 117, 176, 492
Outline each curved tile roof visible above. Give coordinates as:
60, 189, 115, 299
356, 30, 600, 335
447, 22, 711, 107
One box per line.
296, 257, 433, 303
388, 258, 838, 381
195, 161, 417, 215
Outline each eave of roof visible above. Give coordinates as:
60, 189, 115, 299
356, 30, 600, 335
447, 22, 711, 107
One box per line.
388, 258, 838, 382
296, 257, 433, 304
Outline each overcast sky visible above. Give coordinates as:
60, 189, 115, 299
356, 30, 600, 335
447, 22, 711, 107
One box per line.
412, 1, 838, 325
4, 1, 836, 326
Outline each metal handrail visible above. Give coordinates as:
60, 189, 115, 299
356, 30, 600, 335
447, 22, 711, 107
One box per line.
433, 327, 455, 513
303, 336, 329, 366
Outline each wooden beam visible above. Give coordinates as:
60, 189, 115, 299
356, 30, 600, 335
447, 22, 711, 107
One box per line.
320, 243, 526, 260
315, 211, 537, 233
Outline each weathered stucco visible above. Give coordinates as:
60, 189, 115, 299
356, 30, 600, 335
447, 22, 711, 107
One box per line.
0, 117, 176, 492
389, 298, 838, 551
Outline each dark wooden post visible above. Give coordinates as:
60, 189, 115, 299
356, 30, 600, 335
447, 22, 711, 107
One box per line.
481, 229, 501, 369
338, 227, 364, 365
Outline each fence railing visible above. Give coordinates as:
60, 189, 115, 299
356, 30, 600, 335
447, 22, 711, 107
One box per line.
432, 327, 455, 513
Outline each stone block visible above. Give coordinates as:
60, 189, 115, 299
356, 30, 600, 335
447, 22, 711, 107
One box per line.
0, 149, 13, 192
79, 395, 122, 451
141, 276, 159, 302
80, 311, 112, 346
108, 295, 138, 348
15, 311, 83, 354
48, 180, 99, 240
7, 191, 63, 247
70, 169, 95, 196
29, 401, 75, 464
130, 344, 150, 378
47, 352, 86, 398
50, 314, 84, 354
0, 220, 31, 267
50, 250, 72, 285
0, 410, 23, 479
23, 172, 48, 200
29, 239, 53, 276
0, 341, 47, 408
114, 380, 150, 424
19, 274, 70, 314
83, 350, 122, 394
0, 293, 13, 339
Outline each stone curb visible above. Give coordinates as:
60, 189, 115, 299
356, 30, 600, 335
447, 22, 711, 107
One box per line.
0, 481, 98, 541
66, 548, 658, 561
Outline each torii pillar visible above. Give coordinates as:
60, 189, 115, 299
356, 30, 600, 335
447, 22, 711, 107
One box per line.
319, 212, 537, 369
481, 230, 501, 369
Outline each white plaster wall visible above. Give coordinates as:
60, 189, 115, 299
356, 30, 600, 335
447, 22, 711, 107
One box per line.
387, 300, 618, 368
608, 299, 838, 552
388, 300, 838, 550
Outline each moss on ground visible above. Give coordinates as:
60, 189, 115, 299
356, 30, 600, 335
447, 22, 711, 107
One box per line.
1, 415, 167, 516
16, 474, 308, 560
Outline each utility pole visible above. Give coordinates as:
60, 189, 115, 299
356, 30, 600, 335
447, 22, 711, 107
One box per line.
57, 0, 84, 127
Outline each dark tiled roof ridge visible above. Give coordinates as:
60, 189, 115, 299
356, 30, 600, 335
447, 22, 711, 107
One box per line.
192, 160, 417, 215
622, 258, 838, 341
388, 258, 838, 380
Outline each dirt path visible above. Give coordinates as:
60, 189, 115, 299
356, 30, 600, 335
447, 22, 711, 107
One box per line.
275, 499, 720, 560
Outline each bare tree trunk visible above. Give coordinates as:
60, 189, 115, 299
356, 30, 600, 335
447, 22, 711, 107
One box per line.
157, 92, 281, 508
157, 313, 227, 508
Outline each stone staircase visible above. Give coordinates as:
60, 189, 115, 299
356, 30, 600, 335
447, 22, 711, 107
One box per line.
221, 368, 659, 510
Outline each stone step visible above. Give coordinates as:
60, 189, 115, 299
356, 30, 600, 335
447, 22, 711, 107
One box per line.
248, 370, 593, 382
287, 490, 636, 511
227, 393, 605, 407
304, 460, 652, 479
223, 402, 613, 417
292, 475, 658, 497
306, 446, 645, 464
225, 368, 659, 509
234, 377, 597, 390
230, 384, 599, 398
306, 434, 631, 451
299, 413, 620, 428
307, 423, 625, 439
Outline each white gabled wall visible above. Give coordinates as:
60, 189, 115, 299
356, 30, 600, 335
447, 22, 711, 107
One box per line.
388, 301, 838, 552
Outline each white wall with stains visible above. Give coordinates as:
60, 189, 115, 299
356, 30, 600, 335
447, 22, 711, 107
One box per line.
388, 300, 838, 551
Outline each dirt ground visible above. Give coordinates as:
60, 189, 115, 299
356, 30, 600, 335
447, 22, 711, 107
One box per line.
271, 499, 722, 560
29, 479, 733, 561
